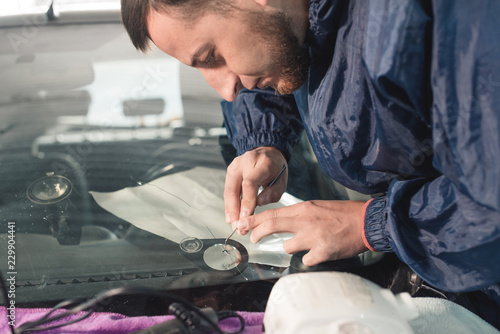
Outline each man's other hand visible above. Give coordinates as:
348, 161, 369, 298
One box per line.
235, 200, 369, 266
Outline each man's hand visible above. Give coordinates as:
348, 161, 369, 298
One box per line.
224, 146, 287, 230
235, 200, 369, 266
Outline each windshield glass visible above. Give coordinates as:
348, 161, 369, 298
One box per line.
1, 0, 118, 14
0, 6, 348, 308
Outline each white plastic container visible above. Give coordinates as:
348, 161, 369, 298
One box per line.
263, 271, 418, 334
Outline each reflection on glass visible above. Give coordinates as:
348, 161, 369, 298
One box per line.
203, 244, 241, 271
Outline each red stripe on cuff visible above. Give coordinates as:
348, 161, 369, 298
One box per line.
361, 198, 376, 252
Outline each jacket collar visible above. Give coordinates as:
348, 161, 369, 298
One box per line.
306, 0, 346, 61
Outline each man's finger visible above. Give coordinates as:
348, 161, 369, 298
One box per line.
239, 176, 259, 218
256, 177, 286, 206
301, 250, 322, 267
282, 236, 308, 255
301, 245, 337, 267
224, 168, 242, 225
236, 208, 298, 243
239, 164, 283, 220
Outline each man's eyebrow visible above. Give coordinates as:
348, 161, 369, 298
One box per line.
190, 43, 213, 67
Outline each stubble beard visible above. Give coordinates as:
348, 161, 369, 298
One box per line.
250, 11, 310, 95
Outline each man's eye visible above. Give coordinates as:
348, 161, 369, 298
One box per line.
203, 57, 215, 67
203, 51, 222, 68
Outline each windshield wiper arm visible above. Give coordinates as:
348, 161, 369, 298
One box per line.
46, 0, 59, 21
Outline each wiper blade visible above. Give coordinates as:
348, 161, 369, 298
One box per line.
47, 0, 58, 21
0, 1, 120, 28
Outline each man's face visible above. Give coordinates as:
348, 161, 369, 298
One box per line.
147, 5, 309, 101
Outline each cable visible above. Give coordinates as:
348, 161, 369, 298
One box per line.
419, 284, 449, 299
0, 270, 15, 334
217, 310, 245, 334
14, 286, 245, 334
20, 311, 93, 333
16, 298, 93, 333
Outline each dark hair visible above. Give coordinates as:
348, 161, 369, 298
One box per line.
120, 0, 232, 52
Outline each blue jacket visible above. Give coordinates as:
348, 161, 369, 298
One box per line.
222, 0, 500, 325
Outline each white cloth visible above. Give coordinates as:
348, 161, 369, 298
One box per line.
90, 166, 298, 267
410, 297, 499, 334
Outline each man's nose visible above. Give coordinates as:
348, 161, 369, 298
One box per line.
199, 68, 240, 102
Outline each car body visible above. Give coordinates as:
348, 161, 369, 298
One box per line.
1, 2, 464, 333
0, 0, 374, 311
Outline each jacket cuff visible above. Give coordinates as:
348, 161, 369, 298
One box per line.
362, 196, 392, 252
232, 131, 294, 161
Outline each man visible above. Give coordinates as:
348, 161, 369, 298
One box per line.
121, 0, 500, 327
